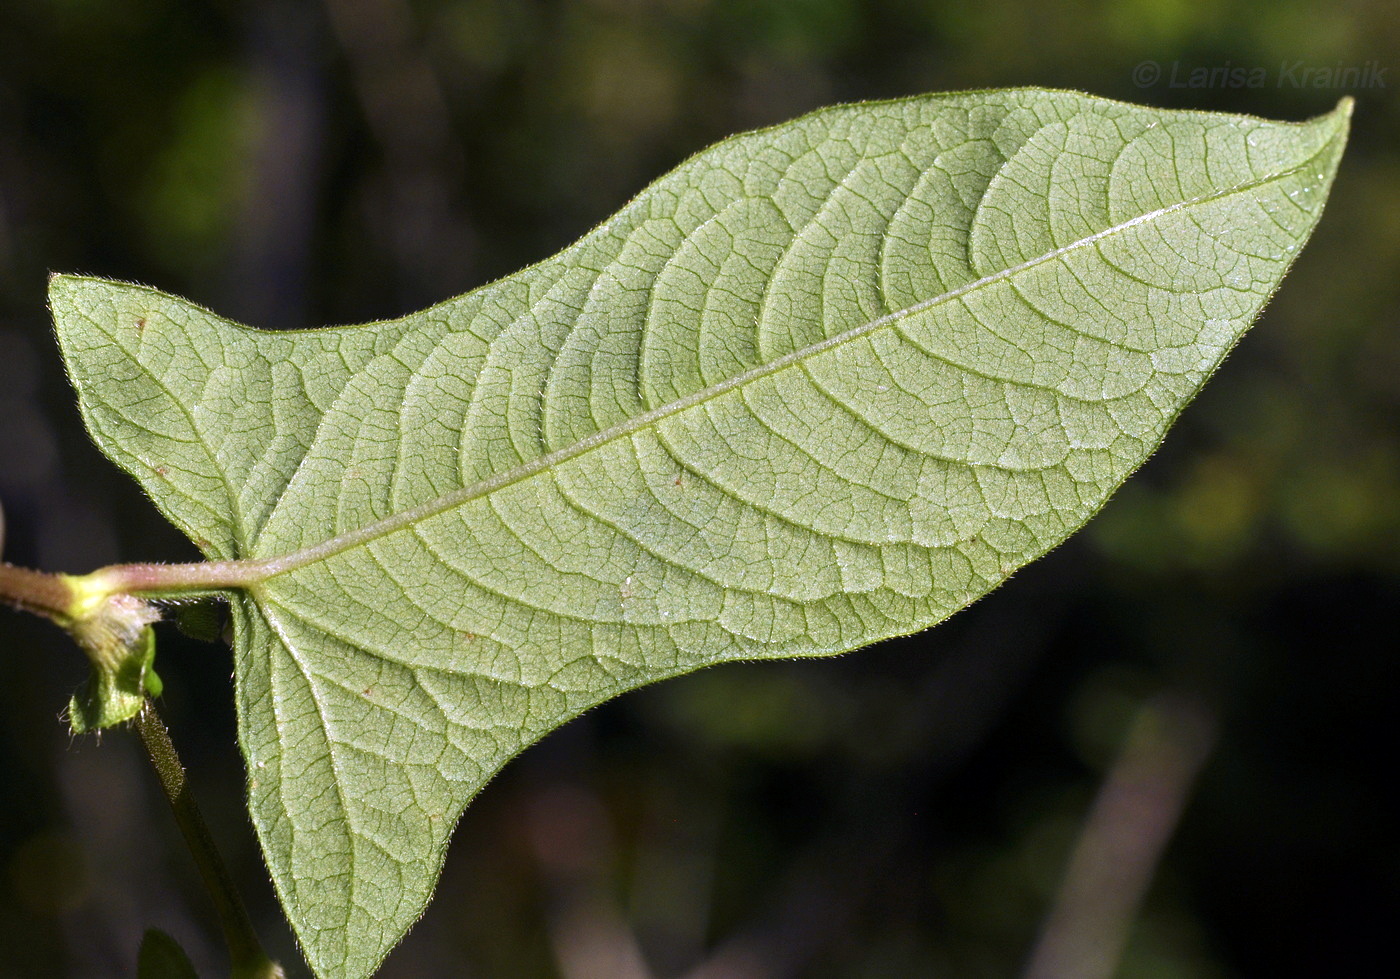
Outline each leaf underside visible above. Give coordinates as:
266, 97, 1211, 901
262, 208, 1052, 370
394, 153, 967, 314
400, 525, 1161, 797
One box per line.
52, 89, 1349, 977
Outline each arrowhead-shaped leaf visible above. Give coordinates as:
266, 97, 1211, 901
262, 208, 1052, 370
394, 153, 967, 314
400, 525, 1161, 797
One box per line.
51, 90, 1349, 976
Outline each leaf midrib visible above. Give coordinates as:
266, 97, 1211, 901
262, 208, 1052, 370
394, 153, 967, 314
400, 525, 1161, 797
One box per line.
168, 139, 1337, 594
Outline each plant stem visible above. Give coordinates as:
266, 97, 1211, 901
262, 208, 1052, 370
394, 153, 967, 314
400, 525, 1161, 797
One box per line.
134, 700, 284, 979
1, 556, 266, 618
85, 559, 269, 597
1021, 692, 1217, 979
0, 561, 77, 620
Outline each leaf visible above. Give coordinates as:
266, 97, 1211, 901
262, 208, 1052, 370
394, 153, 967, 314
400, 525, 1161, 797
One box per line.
137, 928, 200, 979
50, 90, 1349, 976
67, 623, 162, 734
174, 598, 225, 644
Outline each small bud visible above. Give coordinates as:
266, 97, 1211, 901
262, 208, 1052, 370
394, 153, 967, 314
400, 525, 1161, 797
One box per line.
62, 589, 165, 733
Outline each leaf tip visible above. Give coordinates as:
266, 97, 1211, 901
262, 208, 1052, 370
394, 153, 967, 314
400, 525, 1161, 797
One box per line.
46, 272, 92, 320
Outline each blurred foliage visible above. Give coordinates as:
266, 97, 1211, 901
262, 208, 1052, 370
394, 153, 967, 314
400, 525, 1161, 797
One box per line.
1, 1, 1397, 976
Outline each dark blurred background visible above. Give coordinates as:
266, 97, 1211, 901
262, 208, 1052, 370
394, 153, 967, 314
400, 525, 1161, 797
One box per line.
1, 1, 1397, 977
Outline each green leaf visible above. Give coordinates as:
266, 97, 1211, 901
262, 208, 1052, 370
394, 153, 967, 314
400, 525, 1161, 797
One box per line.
67, 624, 161, 734
137, 928, 200, 979
174, 599, 225, 645
50, 89, 1349, 976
